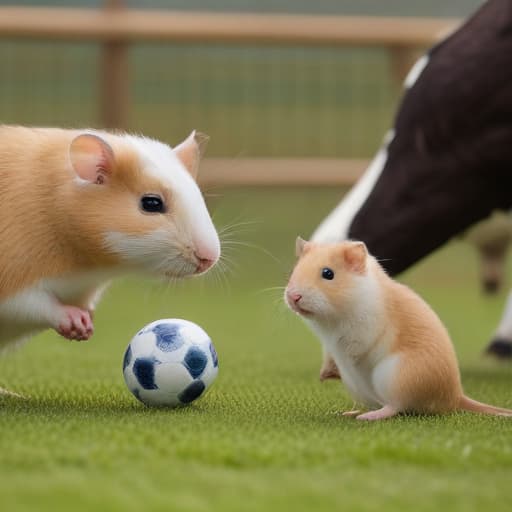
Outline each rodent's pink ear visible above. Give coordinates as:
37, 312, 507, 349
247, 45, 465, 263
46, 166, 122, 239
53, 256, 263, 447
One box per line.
296, 236, 310, 257
343, 242, 368, 274
173, 130, 209, 180
69, 133, 115, 184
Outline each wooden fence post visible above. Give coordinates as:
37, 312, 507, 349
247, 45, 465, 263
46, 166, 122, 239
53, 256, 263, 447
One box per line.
100, 0, 128, 129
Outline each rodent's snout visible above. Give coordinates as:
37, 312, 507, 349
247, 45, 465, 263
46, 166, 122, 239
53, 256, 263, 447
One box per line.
193, 243, 220, 274
285, 286, 311, 316
286, 290, 302, 305
194, 252, 216, 274
191, 232, 221, 274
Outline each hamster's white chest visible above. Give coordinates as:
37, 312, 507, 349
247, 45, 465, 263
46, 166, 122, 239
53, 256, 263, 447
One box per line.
312, 324, 392, 408
334, 355, 382, 408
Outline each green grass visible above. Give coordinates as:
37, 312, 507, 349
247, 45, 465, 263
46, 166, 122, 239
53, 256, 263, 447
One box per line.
1, 187, 512, 512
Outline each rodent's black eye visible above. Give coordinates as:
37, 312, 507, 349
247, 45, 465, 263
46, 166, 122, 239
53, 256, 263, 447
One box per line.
322, 267, 335, 280
140, 195, 165, 214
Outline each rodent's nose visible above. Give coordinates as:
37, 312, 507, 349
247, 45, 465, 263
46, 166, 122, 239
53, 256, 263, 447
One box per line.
194, 252, 215, 274
287, 291, 302, 304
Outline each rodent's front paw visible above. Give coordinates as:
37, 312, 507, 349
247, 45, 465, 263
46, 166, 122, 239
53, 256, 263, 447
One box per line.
56, 306, 94, 341
319, 359, 342, 381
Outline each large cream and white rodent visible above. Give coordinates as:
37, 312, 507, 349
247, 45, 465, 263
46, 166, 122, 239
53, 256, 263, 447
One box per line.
285, 238, 512, 420
0, 125, 220, 349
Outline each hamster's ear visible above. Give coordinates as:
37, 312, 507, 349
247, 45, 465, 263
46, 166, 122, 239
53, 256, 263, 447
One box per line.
70, 133, 115, 185
343, 241, 368, 274
296, 236, 310, 257
173, 130, 209, 180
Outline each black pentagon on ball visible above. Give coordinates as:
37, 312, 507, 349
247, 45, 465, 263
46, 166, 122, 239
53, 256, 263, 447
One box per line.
178, 380, 206, 404
123, 345, 132, 371
152, 323, 184, 352
183, 346, 208, 379
133, 357, 159, 390
209, 342, 219, 368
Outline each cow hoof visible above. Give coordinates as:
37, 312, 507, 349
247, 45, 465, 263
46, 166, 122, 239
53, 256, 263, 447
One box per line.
485, 338, 512, 359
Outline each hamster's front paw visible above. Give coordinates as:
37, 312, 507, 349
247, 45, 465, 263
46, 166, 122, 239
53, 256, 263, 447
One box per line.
56, 306, 94, 341
319, 356, 341, 381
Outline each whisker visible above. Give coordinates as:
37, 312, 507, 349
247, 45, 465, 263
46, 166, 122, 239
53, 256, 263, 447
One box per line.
255, 286, 286, 295
222, 240, 284, 267
216, 219, 260, 236
203, 258, 231, 293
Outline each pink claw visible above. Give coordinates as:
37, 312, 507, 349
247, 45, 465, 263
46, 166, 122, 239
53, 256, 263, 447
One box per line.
56, 306, 94, 341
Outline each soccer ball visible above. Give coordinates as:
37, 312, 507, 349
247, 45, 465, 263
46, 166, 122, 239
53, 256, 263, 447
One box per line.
122, 319, 219, 407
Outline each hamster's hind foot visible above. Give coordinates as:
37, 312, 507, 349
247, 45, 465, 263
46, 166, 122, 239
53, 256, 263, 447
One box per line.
340, 409, 362, 417
356, 405, 397, 421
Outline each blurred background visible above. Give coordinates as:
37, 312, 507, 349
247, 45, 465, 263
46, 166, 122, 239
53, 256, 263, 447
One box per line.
0, 0, 482, 159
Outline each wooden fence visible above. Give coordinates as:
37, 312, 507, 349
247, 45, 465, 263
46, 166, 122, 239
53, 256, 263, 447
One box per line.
0, 5, 459, 186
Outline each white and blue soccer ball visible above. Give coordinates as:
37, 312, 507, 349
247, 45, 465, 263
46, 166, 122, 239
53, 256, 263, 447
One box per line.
123, 319, 219, 407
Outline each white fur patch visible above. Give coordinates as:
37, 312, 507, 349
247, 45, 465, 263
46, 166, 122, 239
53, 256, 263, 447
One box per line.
0, 286, 61, 347
311, 131, 394, 243
372, 354, 401, 405
104, 229, 195, 276
42, 269, 113, 300
404, 54, 429, 89
104, 229, 175, 266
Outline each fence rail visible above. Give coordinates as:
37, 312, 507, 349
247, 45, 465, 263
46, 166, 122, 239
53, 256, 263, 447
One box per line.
0, 6, 457, 185
0, 7, 458, 46
200, 158, 367, 187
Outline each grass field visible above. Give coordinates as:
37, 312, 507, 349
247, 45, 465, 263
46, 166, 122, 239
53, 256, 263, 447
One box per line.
1, 187, 512, 512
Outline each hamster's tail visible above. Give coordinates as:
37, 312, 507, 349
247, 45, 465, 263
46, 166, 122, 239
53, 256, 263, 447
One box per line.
458, 395, 512, 416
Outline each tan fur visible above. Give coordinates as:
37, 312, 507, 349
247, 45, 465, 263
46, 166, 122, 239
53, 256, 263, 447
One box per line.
286, 240, 512, 418
0, 126, 86, 299
380, 279, 463, 413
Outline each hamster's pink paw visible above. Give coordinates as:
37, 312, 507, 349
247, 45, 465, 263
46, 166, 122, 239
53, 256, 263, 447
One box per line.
56, 306, 94, 341
356, 405, 397, 421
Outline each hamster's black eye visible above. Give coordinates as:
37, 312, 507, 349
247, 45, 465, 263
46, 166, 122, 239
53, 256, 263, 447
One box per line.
140, 195, 165, 213
322, 267, 335, 280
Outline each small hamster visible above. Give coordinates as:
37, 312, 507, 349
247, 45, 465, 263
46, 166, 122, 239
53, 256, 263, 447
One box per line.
285, 238, 512, 420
